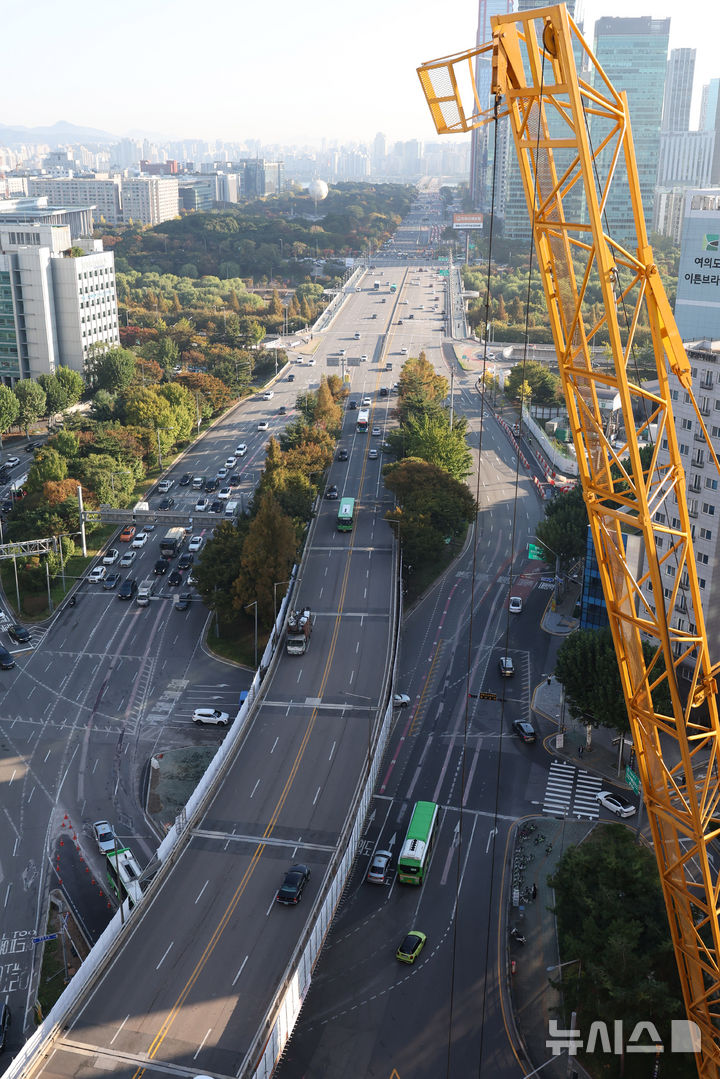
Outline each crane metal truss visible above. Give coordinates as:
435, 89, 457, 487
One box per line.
419, 6, 720, 1074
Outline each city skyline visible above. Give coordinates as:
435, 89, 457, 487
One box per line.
4, 0, 720, 146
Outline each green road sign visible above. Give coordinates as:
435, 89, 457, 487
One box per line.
437, 269, 449, 276
528, 543, 545, 560
625, 765, 640, 795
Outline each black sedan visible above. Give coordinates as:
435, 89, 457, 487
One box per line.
168, 570, 183, 587
276, 864, 310, 905
325, 485, 339, 500
154, 559, 169, 576
210, 500, 224, 514
159, 497, 175, 510
103, 573, 122, 591
178, 553, 194, 571
7, 624, 31, 644
229, 473, 241, 486
179, 473, 192, 486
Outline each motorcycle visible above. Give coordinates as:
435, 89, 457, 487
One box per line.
68, 595, 76, 607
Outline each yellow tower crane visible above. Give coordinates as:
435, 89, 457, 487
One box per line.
418, 6, 720, 1075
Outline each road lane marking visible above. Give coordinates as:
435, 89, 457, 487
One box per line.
232, 957, 248, 986
156, 943, 173, 970
195, 881, 208, 905
192, 1029, 211, 1059
132, 471, 359, 1077
109, 1015, 129, 1045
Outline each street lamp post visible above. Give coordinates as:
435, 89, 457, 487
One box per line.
245, 600, 258, 670
273, 579, 292, 648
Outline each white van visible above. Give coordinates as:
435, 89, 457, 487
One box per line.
225, 501, 239, 517
192, 476, 204, 490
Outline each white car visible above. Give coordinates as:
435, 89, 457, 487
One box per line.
372, 426, 382, 437
236, 444, 248, 457
596, 791, 637, 818
192, 708, 230, 726
262, 390, 274, 400
360, 354, 368, 362
93, 820, 116, 854
509, 596, 523, 614
195, 498, 209, 512
132, 532, 148, 548
369, 448, 378, 460
400, 347, 408, 355
217, 487, 232, 500
188, 535, 204, 553
89, 565, 106, 583
119, 551, 136, 567
393, 693, 411, 708
217, 467, 228, 479
157, 479, 173, 493
102, 548, 119, 566
225, 456, 236, 468
362, 396, 372, 406
258, 420, 269, 431
5, 456, 20, 467
307, 358, 316, 366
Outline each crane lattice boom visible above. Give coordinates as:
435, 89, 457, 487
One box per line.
418, 6, 720, 1075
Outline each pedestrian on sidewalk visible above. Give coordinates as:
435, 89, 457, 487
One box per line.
532, 883, 537, 900
578, 745, 584, 758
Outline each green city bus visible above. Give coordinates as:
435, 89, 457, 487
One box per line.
337, 497, 355, 532
397, 801, 439, 884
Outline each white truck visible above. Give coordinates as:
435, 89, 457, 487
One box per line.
136, 577, 155, 607
285, 608, 312, 655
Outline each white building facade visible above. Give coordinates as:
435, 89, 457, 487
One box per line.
122, 177, 179, 226
27, 177, 123, 224
0, 223, 119, 383
642, 341, 720, 676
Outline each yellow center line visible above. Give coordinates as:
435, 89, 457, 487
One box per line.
133, 511, 358, 1075
409, 639, 443, 738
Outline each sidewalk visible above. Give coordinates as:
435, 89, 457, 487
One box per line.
507, 585, 634, 1078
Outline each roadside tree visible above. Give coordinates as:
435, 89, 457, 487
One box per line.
14, 380, 47, 435
0, 385, 19, 445
232, 493, 297, 627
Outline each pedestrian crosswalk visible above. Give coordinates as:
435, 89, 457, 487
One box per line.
542, 760, 602, 819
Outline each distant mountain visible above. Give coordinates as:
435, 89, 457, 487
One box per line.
0, 121, 119, 146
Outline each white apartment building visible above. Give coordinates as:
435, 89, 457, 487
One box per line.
122, 177, 179, 226
27, 176, 123, 224
642, 342, 720, 675
0, 223, 119, 382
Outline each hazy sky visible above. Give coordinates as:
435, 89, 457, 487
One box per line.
3, 0, 719, 145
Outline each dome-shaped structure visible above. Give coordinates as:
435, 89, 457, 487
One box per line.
309, 179, 329, 204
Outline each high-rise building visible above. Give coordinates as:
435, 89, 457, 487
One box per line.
653, 186, 692, 244
27, 176, 123, 225
122, 177, 179, 225
700, 80, 720, 132
591, 17, 670, 242
503, 0, 582, 241
242, 160, 284, 197
662, 49, 696, 133
0, 223, 119, 382
657, 130, 715, 188
640, 340, 720, 678
469, 0, 514, 216
674, 188, 720, 340
372, 132, 387, 175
